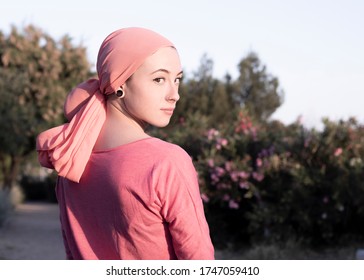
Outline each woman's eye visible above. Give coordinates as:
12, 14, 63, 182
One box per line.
175, 77, 183, 84
154, 78, 165, 83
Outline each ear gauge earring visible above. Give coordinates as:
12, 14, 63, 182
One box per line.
115, 88, 125, 98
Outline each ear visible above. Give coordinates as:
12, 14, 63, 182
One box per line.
120, 82, 130, 94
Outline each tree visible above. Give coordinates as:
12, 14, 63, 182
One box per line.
0, 25, 91, 190
173, 54, 236, 127
210, 81, 232, 125
234, 52, 284, 121
180, 54, 214, 115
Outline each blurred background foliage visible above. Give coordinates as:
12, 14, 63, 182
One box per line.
0, 25, 91, 192
1, 25, 364, 254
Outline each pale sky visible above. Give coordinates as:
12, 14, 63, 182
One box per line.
1, 0, 363, 129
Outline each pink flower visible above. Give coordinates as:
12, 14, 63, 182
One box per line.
230, 170, 249, 182
334, 147, 343, 157
210, 173, 219, 183
207, 158, 214, 167
215, 138, 228, 150
207, 128, 219, 140
238, 171, 249, 179
201, 193, 210, 203
230, 171, 239, 182
222, 194, 230, 201
218, 138, 228, 146
225, 161, 233, 172
256, 158, 263, 167
229, 200, 239, 209
252, 172, 264, 182
239, 182, 249, 189
215, 167, 225, 177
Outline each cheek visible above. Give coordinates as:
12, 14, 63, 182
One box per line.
130, 86, 162, 106
125, 91, 160, 116
124, 80, 167, 111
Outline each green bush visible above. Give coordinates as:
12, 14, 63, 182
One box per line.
155, 112, 364, 249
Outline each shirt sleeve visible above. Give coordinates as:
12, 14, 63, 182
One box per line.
153, 147, 215, 260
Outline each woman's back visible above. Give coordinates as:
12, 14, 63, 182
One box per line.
57, 138, 214, 260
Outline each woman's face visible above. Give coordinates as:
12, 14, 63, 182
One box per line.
122, 47, 183, 127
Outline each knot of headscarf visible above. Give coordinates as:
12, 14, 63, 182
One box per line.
36, 27, 174, 182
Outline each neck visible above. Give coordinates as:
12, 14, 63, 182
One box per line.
93, 101, 150, 151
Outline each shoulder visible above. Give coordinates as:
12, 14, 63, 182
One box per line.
99, 137, 196, 177
145, 138, 192, 163
146, 138, 194, 171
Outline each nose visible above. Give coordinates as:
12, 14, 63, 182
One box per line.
167, 83, 180, 102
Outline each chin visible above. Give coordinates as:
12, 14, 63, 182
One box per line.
155, 123, 170, 128
151, 120, 171, 128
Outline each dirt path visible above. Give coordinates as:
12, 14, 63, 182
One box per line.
0, 202, 230, 260
0, 202, 65, 260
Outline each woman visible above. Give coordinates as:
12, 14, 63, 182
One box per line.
36, 27, 214, 260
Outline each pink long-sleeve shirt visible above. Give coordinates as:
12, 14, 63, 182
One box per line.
56, 137, 214, 259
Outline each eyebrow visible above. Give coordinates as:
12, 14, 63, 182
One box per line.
151, 69, 183, 76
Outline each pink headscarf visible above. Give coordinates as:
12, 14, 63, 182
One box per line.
36, 27, 174, 182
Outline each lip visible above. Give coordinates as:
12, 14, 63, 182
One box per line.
161, 108, 175, 115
